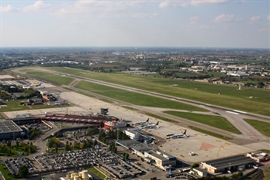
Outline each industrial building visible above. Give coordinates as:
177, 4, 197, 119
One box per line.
116, 140, 176, 170
123, 129, 141, 141
0, 120, 23, 140
200, 155, 256, 174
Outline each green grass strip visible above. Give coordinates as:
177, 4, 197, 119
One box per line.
99, 98, 114, 103
0, 100, 62, 112
188, 126, 233, 140
87, 167, 106, 179
260, 149, 270, 154
244, 119, 270, 137
122, 106, 138, 111
145, 113, 178, 123
165, 111, 241, 134
0, 164, 17, 180
75, 81, 206, 111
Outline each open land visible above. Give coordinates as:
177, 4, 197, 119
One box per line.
40, 67, 270, 116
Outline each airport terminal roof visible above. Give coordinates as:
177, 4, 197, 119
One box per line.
116, 140, 153, 152
202, 155, 255, 169
0, 120, 23, 134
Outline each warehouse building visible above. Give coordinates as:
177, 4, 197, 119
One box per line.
116, 140, 176, 170
0, 120, 23, 140
200, 155, 256, 174
123, 129, 141, 141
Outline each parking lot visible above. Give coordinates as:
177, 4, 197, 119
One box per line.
4, 144, 147, 179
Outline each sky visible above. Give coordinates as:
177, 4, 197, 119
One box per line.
0, 0, 269, 48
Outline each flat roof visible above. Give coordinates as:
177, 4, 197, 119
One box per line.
116, 140, 152, 152
203, 155, 255, 169
0, 120, 23, 134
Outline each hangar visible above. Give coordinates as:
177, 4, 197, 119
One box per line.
0, 120, 23, 140
200, 154, 256, 174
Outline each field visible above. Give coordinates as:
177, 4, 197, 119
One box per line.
244, 119, 270, 137
75, 81, 206, 111
0, 100, 56, 112
27, 71, 74, 85
188, 126, 233, 140
164, 111, 241, 134
32, 67, 270, 117
0, 164, 16, 180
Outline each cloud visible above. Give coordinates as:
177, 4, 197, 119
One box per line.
22, 0, 51, 12
267, 15, 270, 20
190, 16, 201, 24
0, 1, 51, 13
250, 16, 260, 21
0, 5, 14, 13
132, 13, 157, 18
159, 0, 230, 8
214, 14, 240, 22
54, 0, 140, 17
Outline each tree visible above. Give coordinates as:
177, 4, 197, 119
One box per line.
191, 163, 199, 169
19, 165, 29, 178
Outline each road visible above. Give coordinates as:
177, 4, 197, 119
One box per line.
13, 67, 270, 144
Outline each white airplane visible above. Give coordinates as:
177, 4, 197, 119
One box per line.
166, 129, 188, 139
133, 118, 149, 126
142, 121, 159, 129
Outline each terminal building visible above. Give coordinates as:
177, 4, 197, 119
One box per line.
200, 155, 256, 174
0, 120, 24, 140
116, 140, 176, 170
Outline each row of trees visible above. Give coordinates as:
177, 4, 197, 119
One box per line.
98, 129, 130, 144
0, 141, 37, 156
64, 139, 97, 151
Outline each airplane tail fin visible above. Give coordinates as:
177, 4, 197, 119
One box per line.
146, 118, 149, 122
183, 129, 187, 135
156, 121, 159, 125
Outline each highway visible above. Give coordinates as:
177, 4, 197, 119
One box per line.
15, 67, 270, 143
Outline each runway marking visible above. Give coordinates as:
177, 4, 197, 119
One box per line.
226, 111, 239, 115
199, 142, 217, 150
233, 110, 246, 114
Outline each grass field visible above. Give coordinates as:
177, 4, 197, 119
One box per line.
87, 167, 106, 179
145, 112, 178, 123
27, 71, 74, 85
75, 81, 206, 111
164, 111, 241, 134
0, 100, 56, 112
121, 106, 138, 111
244, 119, 270, 137
0, 164, 16, 180
188, 126, 233, 140
32, 67, 270, 117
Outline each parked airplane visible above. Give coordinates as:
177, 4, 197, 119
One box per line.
142, 121, 159, 129
133, 118, 149, 126
166, 129, 188, 139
